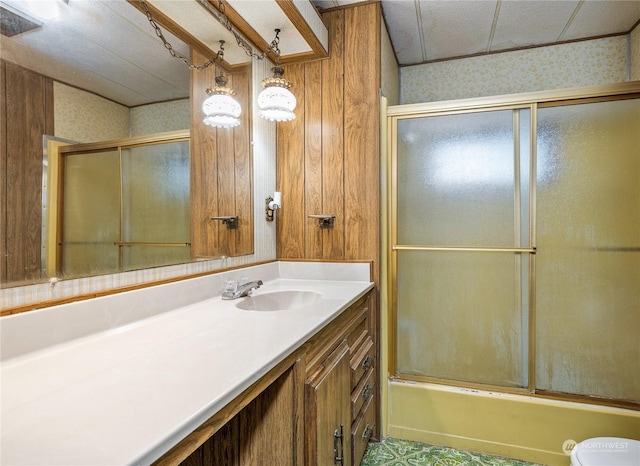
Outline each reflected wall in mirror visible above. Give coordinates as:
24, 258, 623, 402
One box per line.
0, 0, 255, 290
190, 51, 253, 261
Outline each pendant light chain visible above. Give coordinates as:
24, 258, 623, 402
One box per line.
141, 0, 283, 69
139, 0, 296, 123
206, 0, 282, 63
140, 0, 221, 71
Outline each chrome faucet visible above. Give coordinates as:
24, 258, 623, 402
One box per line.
222, 279, 263, 300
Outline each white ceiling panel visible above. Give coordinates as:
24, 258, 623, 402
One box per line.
292, 0, 329, 54
322, 0, 640, 66
227, 0, 312, 56
418, 0, 498, 61
149, 0, 252, 65
561, 0, 640, 41
490, 0, 579, 51
311, 0, 361, 7
312, 0, 338, 7
1, 0, 190, 106
381, 0, 425, 65
81, 1, 189, 93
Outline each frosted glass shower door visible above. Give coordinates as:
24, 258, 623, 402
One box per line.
121, 141, 190, 270
59, 136, 190, 278
536, 98, 640, 401
394, 108, 532, 388
61, 150, 120, 276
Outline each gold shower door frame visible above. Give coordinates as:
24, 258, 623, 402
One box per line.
386, 82, 640, 408
56, 130, 190, 277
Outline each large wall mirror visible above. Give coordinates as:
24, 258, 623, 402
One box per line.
0, 0, 256, 290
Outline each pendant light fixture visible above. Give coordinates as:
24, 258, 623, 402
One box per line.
141, 2, 240, 128
142, 0, 297, 126
202, 41, 241, 128
257, 29, 296, 122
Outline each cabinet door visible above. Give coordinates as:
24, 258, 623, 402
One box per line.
306, 340, 352, 466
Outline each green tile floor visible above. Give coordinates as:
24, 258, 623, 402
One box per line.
360, 437, 543, 466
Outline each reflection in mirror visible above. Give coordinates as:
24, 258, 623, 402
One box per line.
50, 132, 190, 279
0, 0, 256, 294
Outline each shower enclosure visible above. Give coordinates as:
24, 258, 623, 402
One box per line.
52, 131, 190, 278
388, 84, 640, 406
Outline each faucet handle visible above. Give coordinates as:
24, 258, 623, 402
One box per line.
224, 279, 238, 294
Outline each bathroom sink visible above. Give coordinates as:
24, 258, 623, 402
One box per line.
235, 290, 323, 311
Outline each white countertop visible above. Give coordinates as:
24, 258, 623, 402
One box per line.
1, 271, 373, 465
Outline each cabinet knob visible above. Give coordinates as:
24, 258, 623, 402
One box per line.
362, 355, 374, 371
362, 423, 375, 443
362, 383, 374, 401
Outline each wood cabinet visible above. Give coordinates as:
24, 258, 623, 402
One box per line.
176, 362, 304, 466
164, 353, 304, 466
305, 292, 376, 466
165, 289, 376, 466
306, 341, 352, 465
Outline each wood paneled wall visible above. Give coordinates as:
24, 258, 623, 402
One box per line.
190, 52, 253, 260
0, 61, 54, 286
276, 3, 381, 284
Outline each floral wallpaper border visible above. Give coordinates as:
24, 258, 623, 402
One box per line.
401, 35, 633, 104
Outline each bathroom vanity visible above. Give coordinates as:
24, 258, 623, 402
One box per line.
165, 284, 376, 466
0, 261, 376, 465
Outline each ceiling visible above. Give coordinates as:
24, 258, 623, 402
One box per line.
0, 0, 326, 107
1, 0, 192, 107
317, 0, 640, 65
1, 0, 639, 107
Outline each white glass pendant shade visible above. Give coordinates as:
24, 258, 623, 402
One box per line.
258, 66, 296, 122
202, 75, 241, 128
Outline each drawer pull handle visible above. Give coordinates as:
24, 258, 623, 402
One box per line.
362, 355, 374, 371
362, 423, 375, 443
333, 424, 344, 465
362, 383, 374, 401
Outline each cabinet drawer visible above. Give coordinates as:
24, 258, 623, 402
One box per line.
350, 336, 375, 389
345, 305, 369, 355
351, 368, 374, 421
351, 394, 376, 466
305, 296, 369, 373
